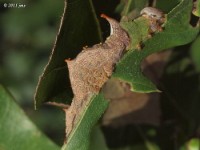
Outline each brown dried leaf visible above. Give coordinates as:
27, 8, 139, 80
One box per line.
102, 51, 171, 127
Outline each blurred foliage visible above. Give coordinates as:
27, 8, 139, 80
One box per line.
0, 85, 59, 150
0, 0, 65, 146
0, 0, 63, 103
0, 0, 200, 150
180, 138, 200, 150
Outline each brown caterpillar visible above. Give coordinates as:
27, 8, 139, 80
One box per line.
64, 7, 165, 139
64, 14, 130, 138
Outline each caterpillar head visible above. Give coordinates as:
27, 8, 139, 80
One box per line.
101, 14, 130, 47
101, 14, 121, 35
140, 7, 165, 23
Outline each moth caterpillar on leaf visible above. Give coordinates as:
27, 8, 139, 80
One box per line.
64, 7, 166, 140
66, 14, 130, 103
64, 14, 130, 138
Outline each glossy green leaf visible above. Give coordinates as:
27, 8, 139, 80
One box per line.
113, 0, 200, 93
62, 94, 108, 150
0, 85, 59, 150
34, 0, 102, 107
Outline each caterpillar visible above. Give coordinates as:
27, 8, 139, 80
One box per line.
64, 7, 165, 139
64, 14, 130, 137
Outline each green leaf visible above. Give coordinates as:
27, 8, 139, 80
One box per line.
89, 126, 109, 150
61, 94, 108, 150
156, 0, 181, 13
0, 85, 59, 150
113, 0, 200, 93
34, 0, 102, 107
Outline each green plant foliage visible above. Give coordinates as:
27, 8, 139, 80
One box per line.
61, 94, 108, 150
0, 85, 59, 150
1, 0, 62, 43
0, 0, 63, 104
31, 0, 200, 149
89, 126, 109, 150
156, 0, 181, 13
113, 0, 199, 93
34, 0, 102, 107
